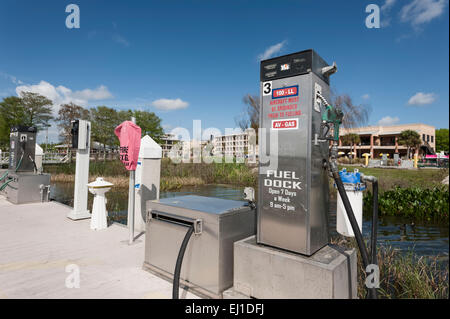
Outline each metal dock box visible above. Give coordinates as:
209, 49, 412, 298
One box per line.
143, 195, 256, 298
3, 172, 51, 204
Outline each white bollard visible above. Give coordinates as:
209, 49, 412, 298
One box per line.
88, 177, 113, 230
134, 135, 162, 233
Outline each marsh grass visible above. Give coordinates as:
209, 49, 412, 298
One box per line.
51, 173, 205, 191
160, 158, 257, 186
331, 236, 449, 299
46, 159, 257, 190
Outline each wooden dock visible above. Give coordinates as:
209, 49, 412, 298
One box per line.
0, 196, 199, 299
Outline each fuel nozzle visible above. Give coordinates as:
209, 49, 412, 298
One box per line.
316, 91, 344, 142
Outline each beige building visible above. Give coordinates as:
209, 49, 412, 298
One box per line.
339, 123, 435, 159
160, 133, 183, 158
160, 135, 212, 160
213, 128, 257, 158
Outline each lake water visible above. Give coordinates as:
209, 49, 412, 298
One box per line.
51, 182, 449, 259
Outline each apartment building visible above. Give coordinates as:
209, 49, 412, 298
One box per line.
160, 133, 183, 158
213, 128, 257, 158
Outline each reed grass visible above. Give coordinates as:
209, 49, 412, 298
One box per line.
51, 173, 205, 191
331, 236, 449, 299
47, 159, 257, 190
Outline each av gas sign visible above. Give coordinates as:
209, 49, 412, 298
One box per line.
272, 118, 298, 130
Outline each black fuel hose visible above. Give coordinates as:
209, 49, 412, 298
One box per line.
15, 152, 24, 172
369, 179, 378, 266
365, 175, 379, 299
172, 225, 194, 299
29, 155, 38, 173
332, 170, 377, 299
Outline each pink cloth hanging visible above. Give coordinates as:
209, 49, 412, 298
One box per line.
114, 121, 141, 171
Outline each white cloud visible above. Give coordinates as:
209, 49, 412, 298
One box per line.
258, 40, 287, 61
1, 71, 24, 85
152, 98, 189, 111
15, 80, 113, 113
378, 116, 400, 126
362, 94, 370, 100
381, 0, 397, 26
407, 92, 436, 105
112, 34, 130, 47
382, 0, 396, 11
400, 0, 448, 26
71, 85, 113, 100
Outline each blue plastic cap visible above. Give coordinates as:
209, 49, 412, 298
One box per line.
339, 169, 361, 184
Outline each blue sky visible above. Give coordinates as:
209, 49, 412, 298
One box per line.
0, 0, 448, 143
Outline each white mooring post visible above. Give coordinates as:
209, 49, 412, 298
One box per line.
134, 135, 162, 233
68, 120, 91, 220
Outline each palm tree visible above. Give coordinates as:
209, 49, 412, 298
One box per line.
341, 133, 361, 163
398, 130, 421, 159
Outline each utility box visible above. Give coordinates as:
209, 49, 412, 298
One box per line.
71, 120, 91, 150
257, 49, 332, 256
3, 172, 51, 204
8, 126, 37, 172
143, 195, 256, 298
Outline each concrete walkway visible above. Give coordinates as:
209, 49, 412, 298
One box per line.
0, 197, 199, 299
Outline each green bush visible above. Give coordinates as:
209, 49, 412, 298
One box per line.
364, 186, 449, 221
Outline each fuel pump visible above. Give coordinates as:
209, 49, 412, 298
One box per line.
258, 49, 332, 255
257, 49, 379, 299
0, 126, 51, 203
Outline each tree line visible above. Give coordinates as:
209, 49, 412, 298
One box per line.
0, 92, 164, 150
